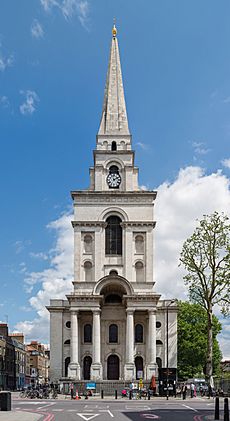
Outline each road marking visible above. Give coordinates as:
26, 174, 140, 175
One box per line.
37, 402, 56, 410
125, 405, 151, 410
182, 404, 198, 412
141, 415, 160, 419
100, 409, 114, 417
77, 414, 99, 421
52, 409, 64, 411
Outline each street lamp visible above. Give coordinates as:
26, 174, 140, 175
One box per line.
166, 299, 176, 400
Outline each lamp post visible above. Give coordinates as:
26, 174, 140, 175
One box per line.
166, 300, 175, 400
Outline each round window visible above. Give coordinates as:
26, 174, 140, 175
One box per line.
66, 321, 71, 329
156, 321, 161, 328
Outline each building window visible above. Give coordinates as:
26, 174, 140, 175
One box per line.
135, 261, 144, 283
84, 261, 92, 281
84, 235, 92, 253
66, 321, 71, 329
156, 357, 162, 368
156, 321, 161, 328
105, 216, 122, 255
84, 324, 92, 343
156, 340, 163, 345
64, 339, 70, 345
135, 235, 144, 254
111, 141, 117, 151
135, 324, 143, 343
65, 357, 70, 377
109, 324, 118, 343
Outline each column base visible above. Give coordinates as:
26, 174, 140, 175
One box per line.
68, 362, 81, 380
146, 363, 158, 380
91, 363, 103, 380
124, 363, 135, 381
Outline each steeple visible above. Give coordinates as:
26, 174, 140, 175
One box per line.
98, 24, 130, 136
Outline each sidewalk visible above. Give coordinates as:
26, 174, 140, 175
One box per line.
0, 412, 42, 421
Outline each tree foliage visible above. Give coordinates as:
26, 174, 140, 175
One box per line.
179, 212, 230, 379
177, 301, 222, 379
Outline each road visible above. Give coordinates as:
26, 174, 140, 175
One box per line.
3, 395, 225, 421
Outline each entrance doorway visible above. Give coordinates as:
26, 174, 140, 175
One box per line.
135, 356, 143, 379
107, 355, 119, 380
83, 356, 92, 380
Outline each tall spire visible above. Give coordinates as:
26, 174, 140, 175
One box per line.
98, 24, 130, 136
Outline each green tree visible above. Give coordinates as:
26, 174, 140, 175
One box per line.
178, 301, 222, 379
179, 212, 230, 381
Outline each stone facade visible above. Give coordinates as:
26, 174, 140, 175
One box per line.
47, 25, 177, 383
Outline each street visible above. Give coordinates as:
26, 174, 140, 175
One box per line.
0, 394, 226, 421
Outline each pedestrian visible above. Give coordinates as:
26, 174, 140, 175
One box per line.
70, 383, 74, 400
182, 383, 187, 400
190, 382, 195, 398
208, 384, 213, 399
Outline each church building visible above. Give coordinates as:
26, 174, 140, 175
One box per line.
47, 25, 177, 383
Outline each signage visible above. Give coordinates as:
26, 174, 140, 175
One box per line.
86, 382, 96, 390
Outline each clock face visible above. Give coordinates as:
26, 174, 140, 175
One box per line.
107, 172, 121, 188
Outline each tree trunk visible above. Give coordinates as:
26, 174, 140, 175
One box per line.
206, 307, 213, 382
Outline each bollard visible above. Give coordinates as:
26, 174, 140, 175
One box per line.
224, 398, 229, 421
0, 392, 11, 411
115, 390, 117, 399
101, 390, 104, 399
148, 390, 150, 400
214, 397, 219, 420
129, 390, 132, 400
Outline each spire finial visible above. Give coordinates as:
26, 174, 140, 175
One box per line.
112, 18, 117, 38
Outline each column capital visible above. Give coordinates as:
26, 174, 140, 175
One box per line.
70, 309, 79, 315
126, 308, 134, 315
148, 309, 156, 316
92, 308, 101, 315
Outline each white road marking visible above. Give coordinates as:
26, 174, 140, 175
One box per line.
125, 405, 151, 410
99, 409, 114, 417
77, 414, 99, 421
182, 404, 198, 412
37, 402, 56, 410
52, 409, 64, 411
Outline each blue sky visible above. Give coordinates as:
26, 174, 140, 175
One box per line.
0, 0, 230, 358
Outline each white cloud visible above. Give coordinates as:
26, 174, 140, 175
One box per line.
19, 90, 39, 116
0, 45, 13, 72
16, 166, 230, 356
221, 158, 230, 169
135, 142, 149, 151
40, 0, 90, 28
0, 95, 10, 108
192, 141, 210, 155
31, 19, 44, 39
30, 252, 48, 260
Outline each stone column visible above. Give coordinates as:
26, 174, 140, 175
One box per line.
146, 309, 157, 380
124, 309, 135, 380
68, 310, 81, 379
91, 309, 103, 380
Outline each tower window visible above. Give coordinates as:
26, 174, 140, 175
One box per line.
105, 216, 122, 255
84, 261, 92, 281
135, 324, 143, 343
84, 324, 92, 343
111, 141, 117, 151
109, 324, 118, 343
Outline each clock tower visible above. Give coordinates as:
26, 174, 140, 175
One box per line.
47, 25, 177, 385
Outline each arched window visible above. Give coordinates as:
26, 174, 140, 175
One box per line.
109, 324, 118, 343
105, 216, 122, 255
156, 340, 163, 345
156, 357, 162, 368
83, 356, 92, 380
105, 294, 122, 304
135, 356, 143, 379
135, 235, 144, 253
84, 324, 92, 343
84, 261, 92, 281
64, 339, 70, 345
65, 357, 70, 377
135, 324, 143, 343
84, 235, 92, 253
135, 261, 144, 283
156, 321, 161, 328
66, 321, 71, 329
111, 141, 117, 151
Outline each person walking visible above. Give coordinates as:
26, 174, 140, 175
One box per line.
190, 382, 195, 398
70, 383, 74, 400
182, 383, 187, 400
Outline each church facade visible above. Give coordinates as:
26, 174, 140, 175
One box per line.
47, 25, 177, 383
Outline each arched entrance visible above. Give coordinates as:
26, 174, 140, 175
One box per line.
83, 356, 92, 380
135, 356, 143, 379
107, 355, 119, 380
